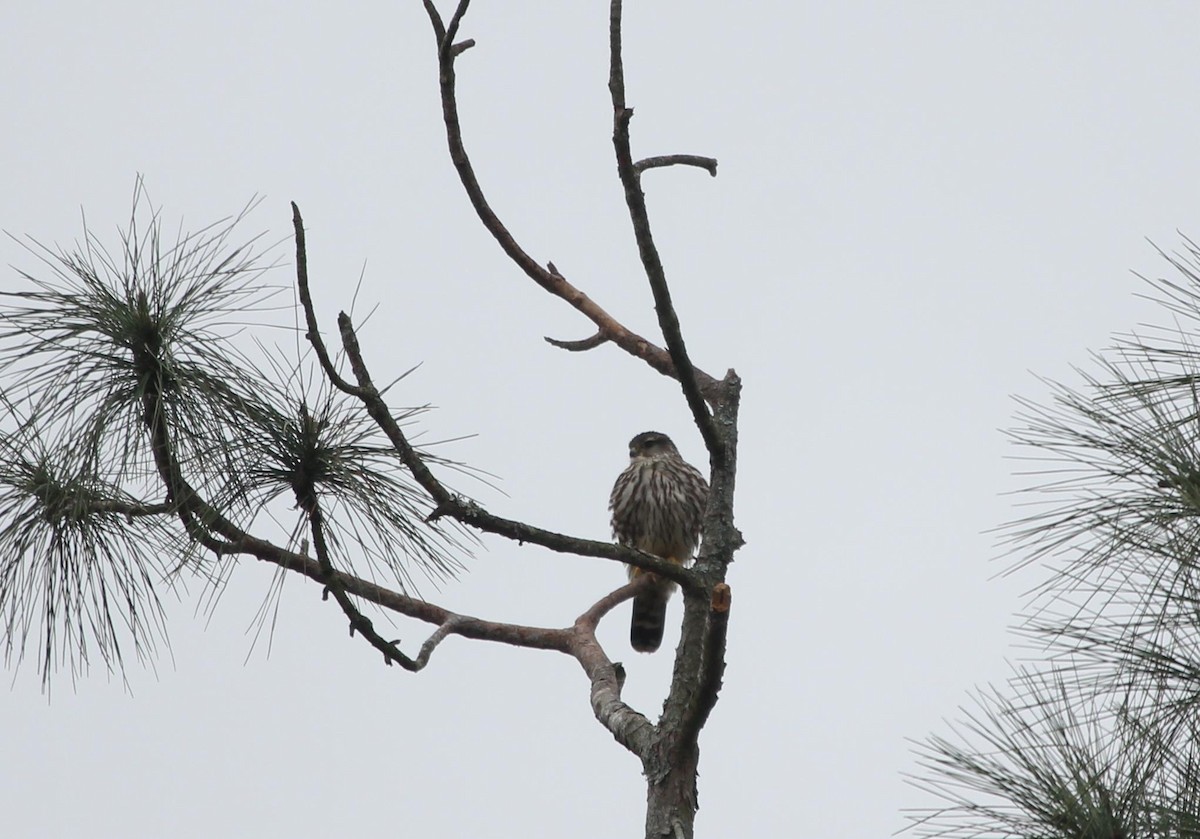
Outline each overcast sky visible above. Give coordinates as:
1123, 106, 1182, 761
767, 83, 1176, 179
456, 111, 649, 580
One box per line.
3, 2, 1199, 837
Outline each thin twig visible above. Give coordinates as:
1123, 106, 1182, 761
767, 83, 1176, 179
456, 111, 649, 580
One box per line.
292, 203, 361, 395
608, 0, 725, 466
88, 499, 171, 520
544, 332, 608, 352
306, 490, 420, 669
634, 155, 718, 177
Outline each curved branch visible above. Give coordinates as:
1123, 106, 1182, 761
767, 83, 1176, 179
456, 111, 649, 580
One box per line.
412, 616, 464, 670
608, 0, 724, 467
418, 0, 721, 403
576, 575, 651, 633
569, 577, 657, 758
634, 155, 718, 177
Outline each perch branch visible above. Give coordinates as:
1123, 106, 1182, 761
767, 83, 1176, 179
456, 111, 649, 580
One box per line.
608, 0, 725, 467
634, 155, 718, 177
334, 309, 700, 591
418, 0, 722, 403
569, 577, 657, 756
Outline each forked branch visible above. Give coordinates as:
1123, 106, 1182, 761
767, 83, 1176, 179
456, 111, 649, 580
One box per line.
418, 0, 723, 408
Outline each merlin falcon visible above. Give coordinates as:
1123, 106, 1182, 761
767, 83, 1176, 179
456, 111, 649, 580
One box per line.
609, 431, 709, 653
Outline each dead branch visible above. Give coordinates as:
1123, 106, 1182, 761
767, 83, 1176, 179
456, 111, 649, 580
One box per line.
634, 155, 718, 177
292, 203, 362, 396
544, 331, 608, 351
608, 0, 724, 467
575, 629, 655, 756
412, 616, 464, 670
418, 0, 722, 403
306, 491, 421, 669
569, 577, 656, 755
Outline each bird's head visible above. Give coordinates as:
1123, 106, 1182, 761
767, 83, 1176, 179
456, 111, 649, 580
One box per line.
628, 431, 678, 461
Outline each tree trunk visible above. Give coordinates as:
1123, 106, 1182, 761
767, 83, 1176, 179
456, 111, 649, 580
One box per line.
644, 740, 700, 839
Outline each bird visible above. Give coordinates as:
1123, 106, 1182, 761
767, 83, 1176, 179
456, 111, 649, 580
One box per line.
609, 431, 708, 653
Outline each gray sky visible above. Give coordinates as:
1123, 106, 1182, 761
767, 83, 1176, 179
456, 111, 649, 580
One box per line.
3, 2, 1198, 837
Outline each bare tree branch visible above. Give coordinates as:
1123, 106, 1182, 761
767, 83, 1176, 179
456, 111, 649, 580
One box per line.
608, 0, 724, 467
440, 0, 471, 60
305, 487, 421, 669
418, 0, 722, 403
412, 616, 464, 670
292, 203, 362, 396
569, 577, 657, 756
634, 155, 718, 177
